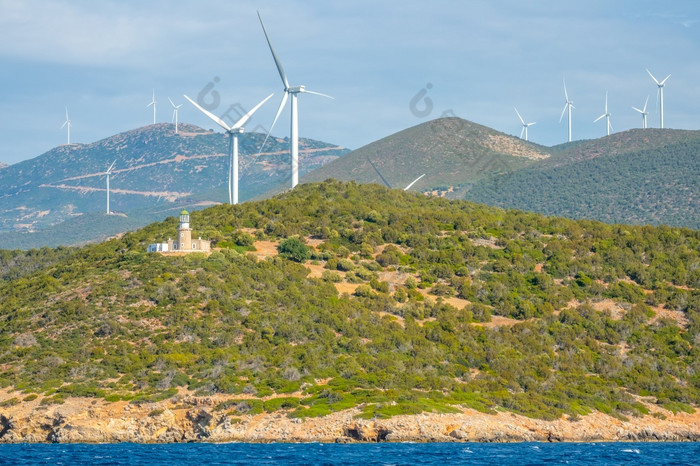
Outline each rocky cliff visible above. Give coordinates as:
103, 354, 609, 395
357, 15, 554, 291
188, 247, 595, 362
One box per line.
1, 393, 698, 443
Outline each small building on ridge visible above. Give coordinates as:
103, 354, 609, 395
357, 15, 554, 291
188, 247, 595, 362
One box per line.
147, 210, 211, 254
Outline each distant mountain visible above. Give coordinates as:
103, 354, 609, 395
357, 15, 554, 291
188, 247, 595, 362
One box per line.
464, 129, 700, 228
0, 162, 7, 170
0, 123, 348, 248
303, 118, 549, 194
303, 119, 699, 229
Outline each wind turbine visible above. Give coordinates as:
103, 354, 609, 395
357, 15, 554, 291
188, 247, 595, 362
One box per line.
514, 107, 535, 141
559, 80, 575, 142
104, 160, 116, 214
184, 93, 273, 205
147, 89, 156, 125
593, 91, 613, 136
258, 11, 334, 189
647, 69, 670, 128
632, 96, 650, 129
61, 107, 71, 145
169, 98, 182, 133
367, 157, 426, 191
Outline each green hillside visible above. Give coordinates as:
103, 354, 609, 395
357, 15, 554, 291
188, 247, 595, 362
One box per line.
303, 118, 548, 193
0, 181, 697, 421
465, 130, 700, 228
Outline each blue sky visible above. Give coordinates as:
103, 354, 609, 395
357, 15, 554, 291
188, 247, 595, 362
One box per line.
1, 0, 699, 165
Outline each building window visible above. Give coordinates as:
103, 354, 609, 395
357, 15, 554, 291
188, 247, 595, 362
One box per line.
193, 243, 197, 249
181, 233, 184, 238
181, 243, 185, 248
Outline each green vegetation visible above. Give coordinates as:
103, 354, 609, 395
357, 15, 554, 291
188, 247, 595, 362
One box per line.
0, 181, 697, 422
465, 129, 700, 228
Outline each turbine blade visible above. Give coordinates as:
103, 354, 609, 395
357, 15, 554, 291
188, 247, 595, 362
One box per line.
514, 107, 524, 124
404, 174, 426, 191
302, 89, 334, 99
643, 96, 649, 112
563, 79, 569, 101
257, 11, 289, 89
593, 114, 605, 123
183, 94, 232, 132
528, 122, 536, 126
632, 106, 643, 114
646, 69, 660, 85
231, 93, 274, 130
559, 104, 568, 123
168, 97, 176, 108
367, 157, 392, 189
659, 74, 671, 85
259, 92, 289, 154
520, 126, 525, 138
106, 160, 116, 174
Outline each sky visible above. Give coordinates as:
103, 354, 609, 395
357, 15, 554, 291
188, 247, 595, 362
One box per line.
1, 0, 699, 165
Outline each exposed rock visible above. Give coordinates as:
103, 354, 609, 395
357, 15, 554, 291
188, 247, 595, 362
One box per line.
0, 393, 698, 444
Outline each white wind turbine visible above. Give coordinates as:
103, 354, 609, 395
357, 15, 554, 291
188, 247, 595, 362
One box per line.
647, 69, 670, 128
559, 80, 575, 142
147, 89, 156, 125
514, 107, 535, 141
169, 98, 182, 133
61, 107, 71, 145
258, 11, 334, 189
184, 93, 273, 205
593, 91, 613, 136
104, 160, 116, 214
632, 96, 650, 129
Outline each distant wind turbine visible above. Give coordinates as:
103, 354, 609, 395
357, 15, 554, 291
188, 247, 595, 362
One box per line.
169, 98, 182, 133
632, 96, 650, 129
593, 91, 613, 136
258, 11, 334, 189
147, 89, 156, 125
104, 160, 116, 214
61, 107, 71, 145
559, 79, 575, 142
646, 69, 670, 128
514, 107, 535, 141
184, 93, 273, 205
367, 157, 426, 191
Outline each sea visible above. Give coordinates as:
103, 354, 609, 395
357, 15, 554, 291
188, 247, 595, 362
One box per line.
0, 442, 698, 465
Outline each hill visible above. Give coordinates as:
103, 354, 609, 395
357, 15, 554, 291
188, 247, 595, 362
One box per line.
0, 181, 697, 441
0, 123, 348, 248
464, 129, 700, 228
302, 119, 699, 228
303, 118, 548, 193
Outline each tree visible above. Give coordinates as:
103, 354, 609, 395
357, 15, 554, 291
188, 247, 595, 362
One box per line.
277, 237, 311, 262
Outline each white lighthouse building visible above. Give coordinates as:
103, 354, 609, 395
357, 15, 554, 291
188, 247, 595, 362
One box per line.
148, 210, 211, 253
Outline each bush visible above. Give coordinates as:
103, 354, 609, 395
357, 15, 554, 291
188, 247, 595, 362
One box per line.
277, 237, 311, 262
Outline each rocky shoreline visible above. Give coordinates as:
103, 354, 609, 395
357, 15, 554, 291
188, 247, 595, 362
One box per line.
1, 394, 698, 444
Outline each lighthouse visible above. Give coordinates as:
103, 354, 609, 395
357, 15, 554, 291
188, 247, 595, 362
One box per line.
177, 209, 192, 250
147, 209, 211, 253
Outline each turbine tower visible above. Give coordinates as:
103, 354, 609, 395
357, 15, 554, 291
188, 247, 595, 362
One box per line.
593, 91, 613, 136
514, 107, 535, 141
147, 89, 156, 125
169, 98, 182, 133
105, 160, 116, 214
184, 93, 273, 205
647, 69, 670, 128
258, 11, 333, 189
559, 80, 575, 142
632, 96, 650, 129
61, 107, 71, 145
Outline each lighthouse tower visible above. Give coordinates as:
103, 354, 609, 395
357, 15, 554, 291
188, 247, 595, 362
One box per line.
176, 209, 192, 250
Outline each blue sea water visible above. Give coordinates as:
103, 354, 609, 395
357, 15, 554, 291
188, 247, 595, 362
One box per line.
0, 442, 697, 465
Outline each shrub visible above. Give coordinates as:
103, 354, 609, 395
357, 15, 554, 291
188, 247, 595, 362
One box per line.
277, 237, 311, 262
